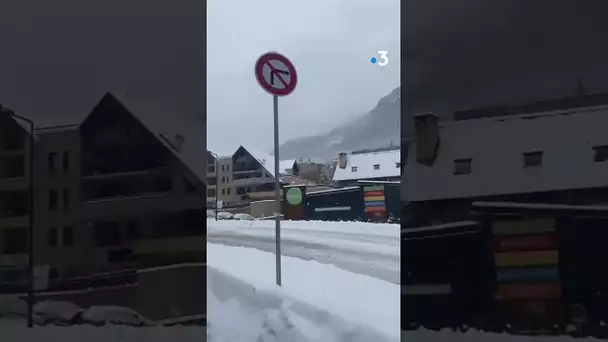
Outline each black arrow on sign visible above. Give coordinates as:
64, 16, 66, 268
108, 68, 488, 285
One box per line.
270, 69, 290, 86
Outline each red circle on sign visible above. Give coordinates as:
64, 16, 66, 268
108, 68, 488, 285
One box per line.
254, 52, 298, 97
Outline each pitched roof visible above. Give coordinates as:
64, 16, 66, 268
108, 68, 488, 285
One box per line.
403, 104, 608, 202
237, 145, 277, 177
93, 93, 207, 185
332, 149, 400, 181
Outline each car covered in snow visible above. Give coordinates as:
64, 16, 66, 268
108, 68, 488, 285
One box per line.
232, 213, 255, 220
33, 301, 83, 326
217, 212, 234, 220
81, 306, 155, 327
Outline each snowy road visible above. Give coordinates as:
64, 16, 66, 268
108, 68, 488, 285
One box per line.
207, 220, 399, 284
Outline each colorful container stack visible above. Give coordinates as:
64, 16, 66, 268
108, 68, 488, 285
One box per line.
363, 185, 386, 220
492, 218, 561, 300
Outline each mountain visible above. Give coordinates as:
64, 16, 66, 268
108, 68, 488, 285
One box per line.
278, 87, 401, 161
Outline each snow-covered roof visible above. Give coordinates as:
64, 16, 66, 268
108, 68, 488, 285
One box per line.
236, 145, 277, 177
93, 93, 207, 185
403, 105, 608, 202
332, 150, 400, 181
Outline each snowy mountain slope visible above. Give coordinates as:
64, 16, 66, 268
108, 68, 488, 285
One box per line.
278, 87, 401, 160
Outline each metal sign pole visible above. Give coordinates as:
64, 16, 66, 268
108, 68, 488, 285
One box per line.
254, 51, 297, 288
273, 95, 282, 286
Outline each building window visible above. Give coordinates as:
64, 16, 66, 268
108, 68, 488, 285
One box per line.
125, 221, 140, 242
63, 188, 69, 209
222, 176, 226, 183
208, 188, 216, 197
62, 226, 73, 246
3, 228, 27, 254
351, 166, 358, 172
207, 165, 215, 173
221, 188, 226, 195
48, 189, 58, 210
453, 158, 472, 175
227, 188, 231, 195
63, 151, 69, 173
373, 164, 380, 170
48, 152, 58, 174
227, 164, 230, 172
594, 146, 608, 162
221, 164, 225, 172
94, 222, 121, 247
523, 151, 543, 168
47, 227, 58, 247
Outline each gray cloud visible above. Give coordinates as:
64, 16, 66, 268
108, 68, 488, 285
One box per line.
404, 0, 608, 120
0, 0, 204, 128
207, 0, 400, 154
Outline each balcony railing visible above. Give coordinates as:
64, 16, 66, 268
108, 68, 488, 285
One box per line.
81, 167, 173, 201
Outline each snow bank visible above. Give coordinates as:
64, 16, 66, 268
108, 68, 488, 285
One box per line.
0, 320, 204, 342
208, 243, 400, 340
208, 219, 398, 238
208, 219, 399, 258
208, 265, 394, 342
403, 329, 592, 342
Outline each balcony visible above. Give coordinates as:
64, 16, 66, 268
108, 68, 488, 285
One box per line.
76, 192, 205, 221
232, 177, 275, 187
81, 167, 173, 201
0, 154, 26, 191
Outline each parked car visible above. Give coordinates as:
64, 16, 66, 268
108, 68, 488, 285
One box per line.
33, 301, 83, 326
217, 212, 234, 220
232, 213, 255, 220
81, 306, 155, 327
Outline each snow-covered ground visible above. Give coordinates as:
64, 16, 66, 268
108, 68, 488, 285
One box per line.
207, 243, 400, 341
207, 219, 400, 283
0, 321, 204, 341
402, 329, 604, 342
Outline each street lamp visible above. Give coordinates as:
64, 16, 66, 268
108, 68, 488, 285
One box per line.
0, 105, 35, 328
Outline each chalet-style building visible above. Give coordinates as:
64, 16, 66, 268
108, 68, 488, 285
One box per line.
402, 93, 608, 228
231, 145, 288, 201
0, 92, 207, 285
332, 146, 401, 188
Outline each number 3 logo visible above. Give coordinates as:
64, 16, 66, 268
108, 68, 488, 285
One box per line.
377, 51, 388, 66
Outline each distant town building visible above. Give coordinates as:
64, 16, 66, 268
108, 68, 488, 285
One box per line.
332, 146, 401, 188
207, 151, 234, 207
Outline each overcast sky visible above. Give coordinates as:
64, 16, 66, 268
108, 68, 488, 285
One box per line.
0, 0, 204, 128
404, 0, 608, 121
207, 0, 400, 155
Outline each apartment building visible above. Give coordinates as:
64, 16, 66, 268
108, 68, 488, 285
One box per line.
0, 92, 207, 285
231, 145, 286, 202
207, 152, 234, 207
